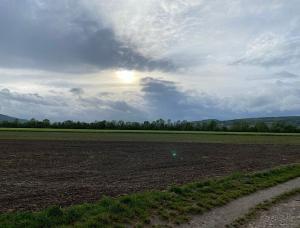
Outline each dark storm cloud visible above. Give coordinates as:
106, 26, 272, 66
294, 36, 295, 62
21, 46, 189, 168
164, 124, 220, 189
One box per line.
140, 77, 300, 120
0, 0, 173, 73
141, 77, 189, 119
140, 77, 229, 120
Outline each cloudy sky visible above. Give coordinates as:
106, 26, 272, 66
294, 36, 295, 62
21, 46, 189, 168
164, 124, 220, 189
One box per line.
1, 0, 300, 121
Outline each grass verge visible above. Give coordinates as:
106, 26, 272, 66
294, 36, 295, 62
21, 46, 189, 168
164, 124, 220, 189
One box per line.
0, 164, 299, 228
0, 129, 300, 144
227, 188, 300, 228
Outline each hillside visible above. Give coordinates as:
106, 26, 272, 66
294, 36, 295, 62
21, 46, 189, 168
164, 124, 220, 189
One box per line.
222, 116, 300, 127
0, 114, 26, 123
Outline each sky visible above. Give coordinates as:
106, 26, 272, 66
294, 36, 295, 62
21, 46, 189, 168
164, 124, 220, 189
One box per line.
0, 0, 300, 121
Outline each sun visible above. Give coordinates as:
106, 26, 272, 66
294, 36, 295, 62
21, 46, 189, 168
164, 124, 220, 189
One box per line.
115, 70, 136, 84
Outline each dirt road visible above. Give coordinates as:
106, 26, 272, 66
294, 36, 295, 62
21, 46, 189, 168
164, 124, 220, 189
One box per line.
246, 194, 300, 228
181, 178, 300, 227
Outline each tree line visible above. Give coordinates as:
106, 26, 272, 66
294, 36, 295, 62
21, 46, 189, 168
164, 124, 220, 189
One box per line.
0, 118, 299, 133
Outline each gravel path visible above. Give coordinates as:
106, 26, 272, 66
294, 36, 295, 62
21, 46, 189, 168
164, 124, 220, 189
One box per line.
180, 177, 300, 228
245, 194, 300, 228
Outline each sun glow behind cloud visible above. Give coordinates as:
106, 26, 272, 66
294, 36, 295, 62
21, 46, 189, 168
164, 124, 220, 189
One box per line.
115, 70, 137, 84
1, 1, 300, 121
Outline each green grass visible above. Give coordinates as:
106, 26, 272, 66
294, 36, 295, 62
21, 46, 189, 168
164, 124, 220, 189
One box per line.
228, 188, 300, 228
1, 164, 299, 227
0, 128, 300, 144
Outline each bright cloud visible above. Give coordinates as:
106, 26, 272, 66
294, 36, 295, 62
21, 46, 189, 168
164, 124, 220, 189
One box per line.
0, 0, 300, 121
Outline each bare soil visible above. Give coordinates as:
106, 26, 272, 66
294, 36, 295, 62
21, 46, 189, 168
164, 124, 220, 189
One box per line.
0, 140, 299, 212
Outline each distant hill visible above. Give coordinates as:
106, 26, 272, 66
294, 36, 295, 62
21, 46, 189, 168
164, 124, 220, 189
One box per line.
196, 116, 300, 127
222, 116, 300, 127
0, 114, 27, 123
195, 116, 300, 127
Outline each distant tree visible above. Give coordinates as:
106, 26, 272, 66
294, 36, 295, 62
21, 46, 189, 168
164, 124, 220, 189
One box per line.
42, 119, 51, 128
0, 117, 299, 133
230, 121, 250, 132
254, 122, 269, 132
207, 120, 219, 131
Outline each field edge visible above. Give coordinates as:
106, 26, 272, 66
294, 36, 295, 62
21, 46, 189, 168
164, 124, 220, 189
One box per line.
1, 163, 299, 227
